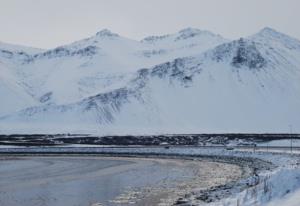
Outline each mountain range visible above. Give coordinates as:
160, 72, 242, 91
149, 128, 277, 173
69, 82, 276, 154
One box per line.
0, 27, 299, 134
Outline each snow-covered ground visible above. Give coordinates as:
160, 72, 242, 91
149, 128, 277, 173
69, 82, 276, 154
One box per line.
266, 188, 300, 206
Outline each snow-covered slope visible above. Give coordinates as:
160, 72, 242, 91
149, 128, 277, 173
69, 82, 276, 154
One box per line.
0, 41, 44, 66
0, 62, 38, 116
0, 41, 43, 55
1, 27, 299, 134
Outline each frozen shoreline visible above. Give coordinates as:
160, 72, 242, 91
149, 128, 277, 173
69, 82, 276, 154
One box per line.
0, 155, 248, 206
1, 147, 300, 205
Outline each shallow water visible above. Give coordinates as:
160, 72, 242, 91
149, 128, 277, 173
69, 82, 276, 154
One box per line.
0, 156, 198, 206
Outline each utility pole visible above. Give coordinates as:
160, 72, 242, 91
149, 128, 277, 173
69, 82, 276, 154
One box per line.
289, 124, 293, 154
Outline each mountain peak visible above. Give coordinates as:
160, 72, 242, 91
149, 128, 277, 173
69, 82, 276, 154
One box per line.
178, 27, 214, 37
176, 27, 220, 41
141, 27, 224, 43
258, 27, 281, 36
254, 27, 296, 40
95, 29, 119, 38
178, 27, 201, 34
250, 27, 300, 50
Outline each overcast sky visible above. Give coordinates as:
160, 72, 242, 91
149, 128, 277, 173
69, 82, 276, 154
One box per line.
0, 0, 299, 49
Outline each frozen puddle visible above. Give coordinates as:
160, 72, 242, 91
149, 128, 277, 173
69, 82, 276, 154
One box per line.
0, 156, 243, 206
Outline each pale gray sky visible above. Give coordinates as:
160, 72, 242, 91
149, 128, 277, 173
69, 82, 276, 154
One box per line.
0, 0, 299, 49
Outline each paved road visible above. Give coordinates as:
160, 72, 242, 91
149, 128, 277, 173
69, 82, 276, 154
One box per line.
0, 145, 299, 154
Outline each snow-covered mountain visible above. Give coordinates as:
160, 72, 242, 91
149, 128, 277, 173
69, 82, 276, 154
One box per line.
0, 28, 227, 106
0, 27, 299, 134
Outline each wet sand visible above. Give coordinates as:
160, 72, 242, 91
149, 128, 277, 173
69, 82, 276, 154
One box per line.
0, 156, 243, 206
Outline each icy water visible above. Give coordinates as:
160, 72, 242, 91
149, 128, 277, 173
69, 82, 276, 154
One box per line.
0, 156, 205, 206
